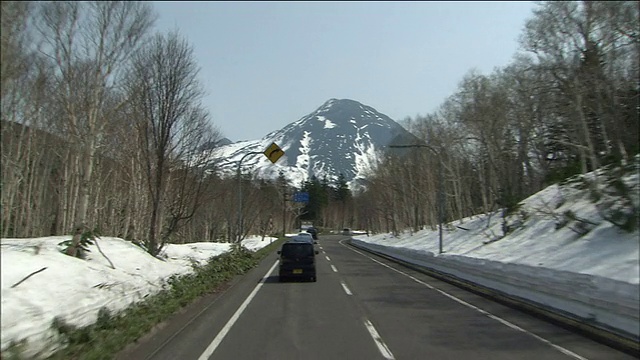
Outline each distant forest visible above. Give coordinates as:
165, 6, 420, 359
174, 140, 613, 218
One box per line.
2, 2, 638, 256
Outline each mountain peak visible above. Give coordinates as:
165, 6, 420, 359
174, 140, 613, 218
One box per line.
311, 98, 387, 127
321, 98, 359, 106
211, 99, 414, 190
317, 98, 369, 111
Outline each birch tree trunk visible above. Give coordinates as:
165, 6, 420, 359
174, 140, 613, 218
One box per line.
35, 1, 154, 256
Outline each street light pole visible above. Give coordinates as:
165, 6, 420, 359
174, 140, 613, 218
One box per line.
437, 157, 444, 254
282, 185, 287, 238
389, 144, 444, 254
236, 151, 263, 244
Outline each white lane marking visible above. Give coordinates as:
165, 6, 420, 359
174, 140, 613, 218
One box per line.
341, 242, 589, 360
340, 281, 353, 295
331, 264, 338, 272
198, 260, 279, 360
325, 255, 331, 261
363, 318, 395, 360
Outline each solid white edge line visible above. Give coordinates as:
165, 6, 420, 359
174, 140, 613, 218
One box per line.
331, 264, 338, 272
341, 241, 589, 360
198, 260, 279, 360
363, 318, 396, 360
340, 281, 353, 295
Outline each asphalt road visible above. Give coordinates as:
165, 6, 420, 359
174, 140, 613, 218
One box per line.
117, 235, 636, 360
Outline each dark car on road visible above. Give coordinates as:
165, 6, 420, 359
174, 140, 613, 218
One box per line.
278, 241, 318, 282
292, 232, 315, 244
305, 227, 318, 240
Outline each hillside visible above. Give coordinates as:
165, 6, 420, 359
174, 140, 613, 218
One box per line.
353, 155, 640, 340
357, 156, 639, 281
207, 99, 417, 189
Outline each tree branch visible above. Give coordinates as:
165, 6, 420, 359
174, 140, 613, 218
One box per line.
11, 267, 47, 288
93, 236, 115, 269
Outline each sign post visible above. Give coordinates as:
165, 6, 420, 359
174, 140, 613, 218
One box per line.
236, 142, 285, 243
264, 142, 284, 164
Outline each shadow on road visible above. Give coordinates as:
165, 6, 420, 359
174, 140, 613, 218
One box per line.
261, 275, 316, 284
262, 275, 281, 284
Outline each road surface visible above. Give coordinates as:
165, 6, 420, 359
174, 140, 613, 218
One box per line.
117, 235, 635, 360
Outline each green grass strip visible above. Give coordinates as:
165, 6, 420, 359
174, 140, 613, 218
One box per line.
9, 238, 287, 360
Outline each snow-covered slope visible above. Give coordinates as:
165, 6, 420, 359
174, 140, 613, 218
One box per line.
352, 156, 640, 339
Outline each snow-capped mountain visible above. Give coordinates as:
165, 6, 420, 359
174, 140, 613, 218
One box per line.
209, 99, 416, 190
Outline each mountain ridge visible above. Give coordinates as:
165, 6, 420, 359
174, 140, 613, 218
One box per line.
208, 98, 417, 189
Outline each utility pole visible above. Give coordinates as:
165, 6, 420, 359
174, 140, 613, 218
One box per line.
236, 142, 285, 244
389, 144, 445, 254
236, 151, 262, 243
282, 186, 287, 238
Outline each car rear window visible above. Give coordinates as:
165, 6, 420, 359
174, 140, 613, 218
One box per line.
281, 243, 314, 257
292, 237, 311, 243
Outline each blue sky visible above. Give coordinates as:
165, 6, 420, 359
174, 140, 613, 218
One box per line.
152, 1, 537, 142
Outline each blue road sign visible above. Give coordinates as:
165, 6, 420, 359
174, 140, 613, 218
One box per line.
293, 192, 309, 203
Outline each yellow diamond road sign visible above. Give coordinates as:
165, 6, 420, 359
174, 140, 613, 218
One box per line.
264, 142, 284, 164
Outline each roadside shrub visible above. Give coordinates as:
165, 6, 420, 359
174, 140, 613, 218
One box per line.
44, 238, 284, 359
3, 339, 28, 360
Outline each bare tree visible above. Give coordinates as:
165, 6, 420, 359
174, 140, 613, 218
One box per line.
351, 1, 638, 236
520, 1, 636, 174
34, 1, 155, 256
1, 1, 32, 92
1, 1, 30, 237
128, 30, 218, 255
1, 2, 63, 237
161, 108, 221, 246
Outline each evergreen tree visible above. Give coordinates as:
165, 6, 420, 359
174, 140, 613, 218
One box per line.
334, 173, 351, 202
300, 176, 328, 222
